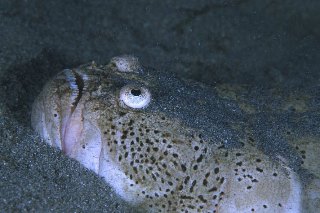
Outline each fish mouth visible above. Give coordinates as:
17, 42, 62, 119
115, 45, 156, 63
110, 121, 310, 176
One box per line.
60, 69, 87, 155
31, 68, 88, 153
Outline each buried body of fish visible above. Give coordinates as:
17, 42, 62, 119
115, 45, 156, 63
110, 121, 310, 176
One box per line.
31, 55, 320, 212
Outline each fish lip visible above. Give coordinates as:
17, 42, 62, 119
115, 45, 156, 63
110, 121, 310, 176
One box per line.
62, 68, 86, 113
70, 69, 85, 113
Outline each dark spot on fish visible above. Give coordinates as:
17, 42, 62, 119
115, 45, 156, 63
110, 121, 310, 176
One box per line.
196, 154, 204, 163
205, 172, 210, 178
198, 195, 207, 203
180, 195, 194, 199
203, 179, 208, 186
214, 167, 219, 174
181, 164, 187, 172
184, 176, 190, 184
128, 119, 134, 126
236, 162, 243, 166
220, 177, 225, 184
190, 180, 197, 192
178, 185, 183, 190
208, 186, 217, 192
256, 167, 263, 173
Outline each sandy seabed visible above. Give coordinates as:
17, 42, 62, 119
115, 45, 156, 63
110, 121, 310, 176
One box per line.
1, 0, 320, 212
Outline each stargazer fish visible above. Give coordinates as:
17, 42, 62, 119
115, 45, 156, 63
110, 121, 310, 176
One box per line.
31, 55, 320, 212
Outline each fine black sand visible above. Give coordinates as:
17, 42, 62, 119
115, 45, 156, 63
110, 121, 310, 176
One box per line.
1, 0, 319, 212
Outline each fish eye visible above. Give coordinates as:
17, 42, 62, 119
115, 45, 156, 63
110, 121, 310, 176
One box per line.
119, 85, 151, 109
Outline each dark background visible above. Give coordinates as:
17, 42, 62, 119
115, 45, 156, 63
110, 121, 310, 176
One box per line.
1, 0, 320, 87
0, 0, 319, 212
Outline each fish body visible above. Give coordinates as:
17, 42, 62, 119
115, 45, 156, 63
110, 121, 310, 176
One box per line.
32, 56, 319, 212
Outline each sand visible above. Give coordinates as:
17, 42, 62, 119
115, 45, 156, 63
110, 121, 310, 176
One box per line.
1, 0, 319, 212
